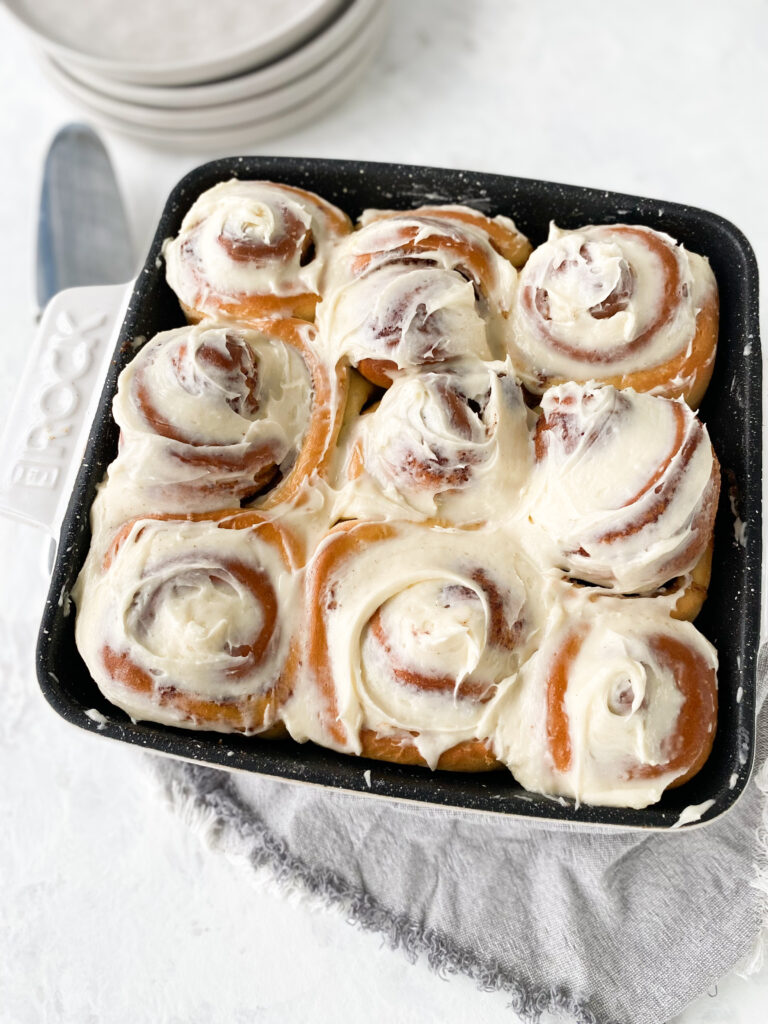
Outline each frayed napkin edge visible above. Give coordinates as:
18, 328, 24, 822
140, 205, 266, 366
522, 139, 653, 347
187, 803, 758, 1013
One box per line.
735, 754, 768, 977
151, 757, 607, 1024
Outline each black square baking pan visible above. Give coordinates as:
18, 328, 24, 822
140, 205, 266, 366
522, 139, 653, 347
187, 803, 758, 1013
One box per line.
35, 157, 762, 828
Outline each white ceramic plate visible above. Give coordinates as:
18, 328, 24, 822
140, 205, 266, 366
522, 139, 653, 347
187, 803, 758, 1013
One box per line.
37, 31, 381, 151
7, 0, 346, 86
55, 0, 380, 110
39, 2, 386, 132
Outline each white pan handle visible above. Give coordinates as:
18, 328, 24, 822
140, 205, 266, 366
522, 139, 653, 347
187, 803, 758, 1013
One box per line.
0, 282, 131, 541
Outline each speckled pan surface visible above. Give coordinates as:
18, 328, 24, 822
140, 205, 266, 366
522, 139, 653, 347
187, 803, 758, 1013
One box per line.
37, 157, 762, 828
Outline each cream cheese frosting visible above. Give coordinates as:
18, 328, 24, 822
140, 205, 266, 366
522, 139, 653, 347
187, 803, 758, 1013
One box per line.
494, 604, 718, 807
162, 179, 350, 318
521, 381, 719, 593
316, 261, 492, 371
73, 515, 299, 732
287, 520, 556, 768
510, 222, 717, 394
94, 317, 352, 542
103, 322, 313, 521
357, 204, 532, 262
334, 357, 533, 523
315, 206, 522, 376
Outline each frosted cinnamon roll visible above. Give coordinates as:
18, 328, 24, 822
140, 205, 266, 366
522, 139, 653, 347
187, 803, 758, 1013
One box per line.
337, 358, 532, 523
526, 382, 719, 594
288, 520, 535, 769
510, 223, 718, 406
106, 319, 346, 518
496, 609, 718, 807
316, 205, 530, 386
361, 205, 532, 268
163, 179, 351, 322
73, 512, 301, 733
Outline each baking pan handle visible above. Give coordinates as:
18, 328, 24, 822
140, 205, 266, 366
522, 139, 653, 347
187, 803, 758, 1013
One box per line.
0, 282, 130, 540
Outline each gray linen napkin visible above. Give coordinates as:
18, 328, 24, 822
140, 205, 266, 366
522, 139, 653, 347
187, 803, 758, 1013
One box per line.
151, 649, 768, 1024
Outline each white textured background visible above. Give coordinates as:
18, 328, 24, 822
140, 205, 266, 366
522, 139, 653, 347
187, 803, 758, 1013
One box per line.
1, 1, 767, 1021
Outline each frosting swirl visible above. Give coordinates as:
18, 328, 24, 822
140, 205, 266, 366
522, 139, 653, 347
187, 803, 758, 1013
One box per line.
74, 513, 301, 733
525, 382, 719, 593
316, 205, 529, 384
163, 179, 351, 322
338, 357, 532, 522
510, 223, 718, 405
289, 520, 535, 768
104, 319, 346, 523
496, 608, 718, 807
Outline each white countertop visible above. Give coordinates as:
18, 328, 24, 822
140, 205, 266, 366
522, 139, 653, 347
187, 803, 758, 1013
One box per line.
1, 2, 767, 1021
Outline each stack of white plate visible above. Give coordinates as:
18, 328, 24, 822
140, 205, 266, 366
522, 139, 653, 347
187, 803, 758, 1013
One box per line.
10, 0, 386, 149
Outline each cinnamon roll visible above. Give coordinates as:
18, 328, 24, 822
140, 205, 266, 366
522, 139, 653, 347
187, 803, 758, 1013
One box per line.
316, 205, 530, 385
510, 223, 718, 406
289, 520, 536, 769
105, 319, 347, 520
361, 204, 533, 268
163, 179, 351, 323
526, 382, 719, 594
337, 357, 532, 523
73, 512, 302, 733
496, 608, 718, 807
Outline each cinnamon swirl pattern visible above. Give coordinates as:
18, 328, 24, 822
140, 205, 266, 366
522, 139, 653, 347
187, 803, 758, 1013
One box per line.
74, 513, 301, 734
105, 319, 346, 520
73, 179, 727, 810
337, 358, 532, 522
510, 223, 718, 406
526, 382, 720, 594
497, 608, 718, 807
290, 520, 536, 770
163, 179, 351, 322
316, 205, 531, 385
